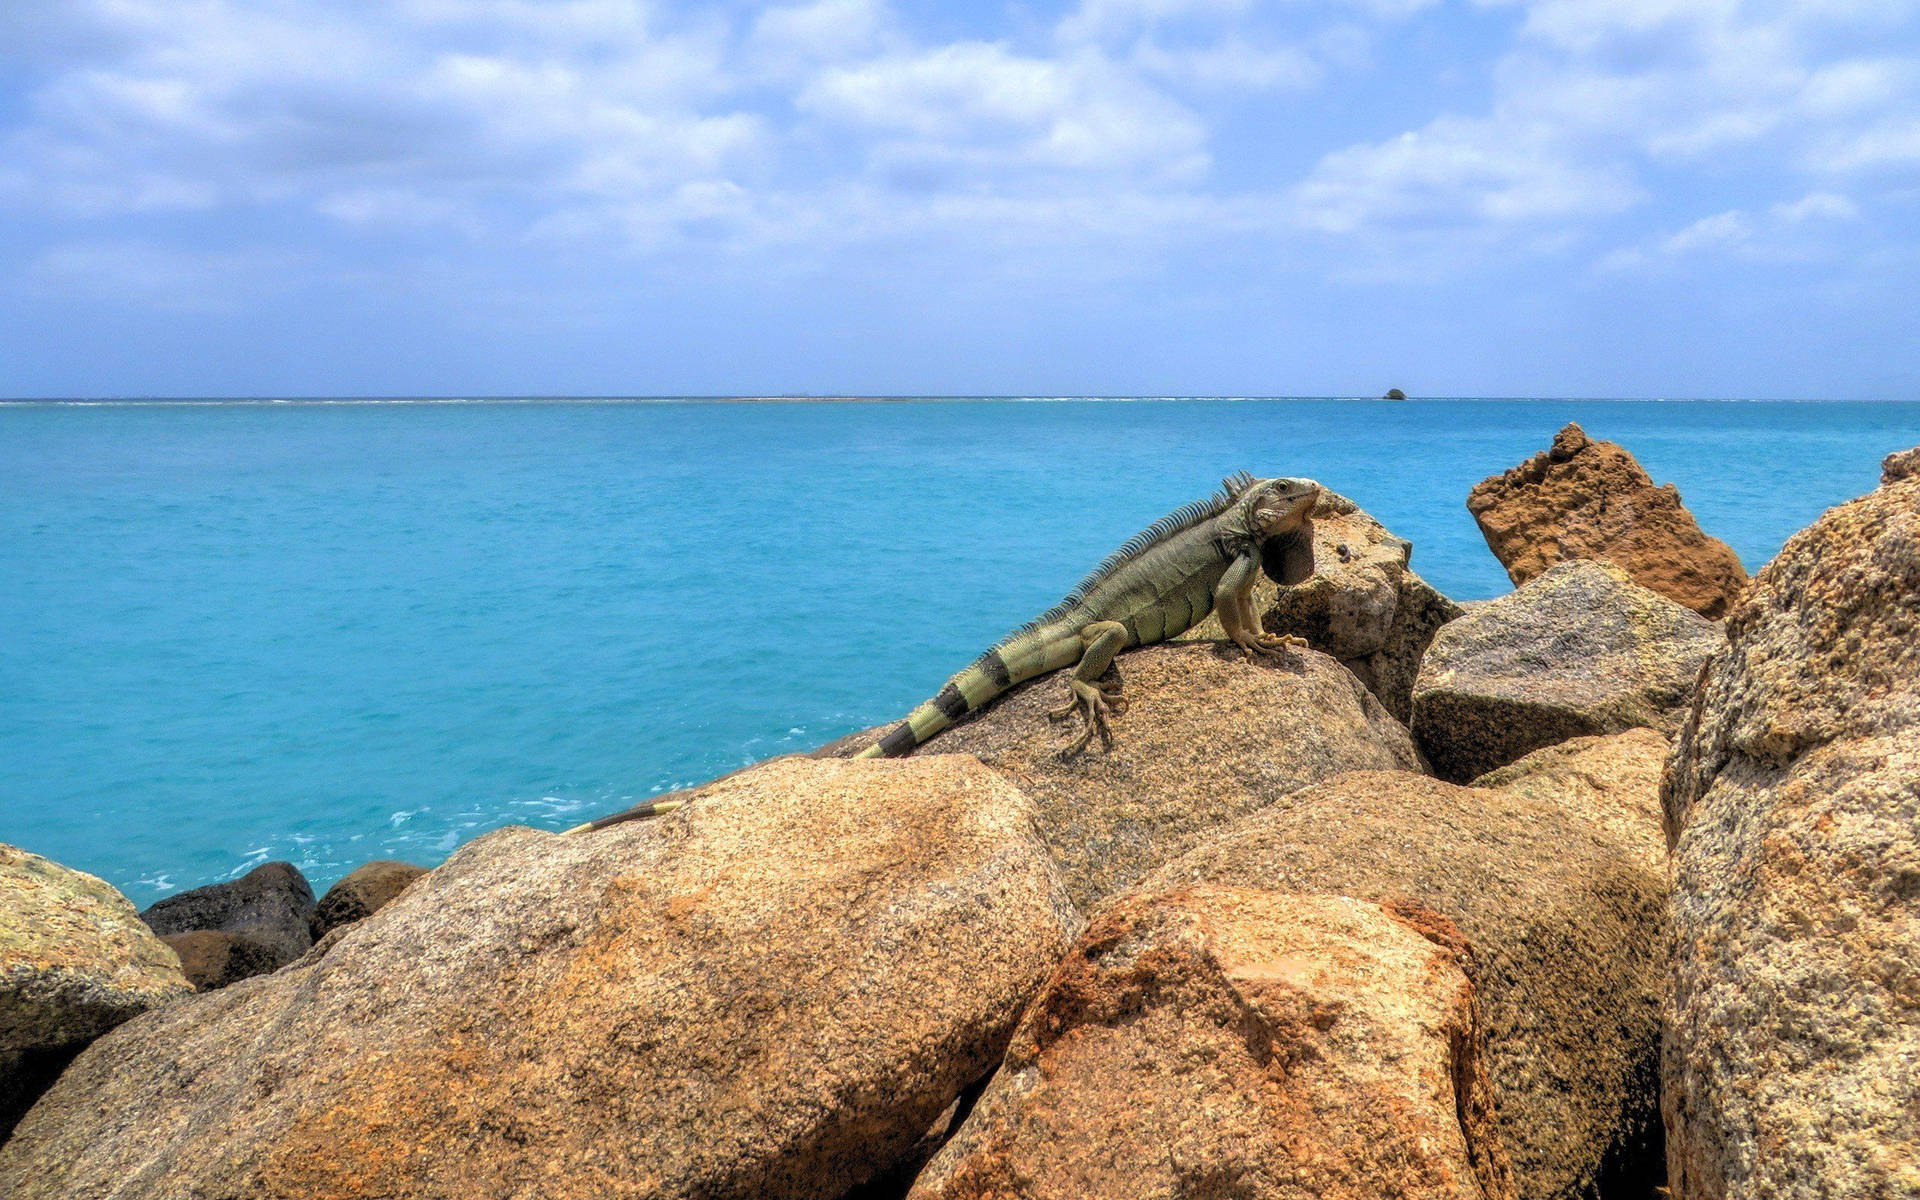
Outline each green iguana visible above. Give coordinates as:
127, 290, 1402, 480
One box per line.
857, 472, 1321, 759
567, 473, 1319, 832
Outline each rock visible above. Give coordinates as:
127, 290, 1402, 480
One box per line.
1385, 387, 1408, 400
0, 844, 191, 1137
139, 861, 316, 976
309, 860, 428, 940
1411, 559, 1721, 782
1883, 444, 1920, 484
1663, 451, 1920, 1199
1182, 488, 1461, 722
829, 642, 1423, 909
909, 887, 1513, 1200
159, 930, 286, 992
1138, 729, 1670, 1200
0, 756, 1079, 1200
1467, 423, 1749, 618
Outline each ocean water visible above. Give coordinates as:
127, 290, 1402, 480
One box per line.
3, 398, 1916, 905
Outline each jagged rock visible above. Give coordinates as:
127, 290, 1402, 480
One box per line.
159, 930, 285, 992
0, 756, 1079, 1200
1138, 730, 1669, 1200
0, 844, 191, 1137
1883, 444, 1920, 484
829, 642, 1422, 909
1411, 559, 1721, 782
1467, 423, 1749, 618
909, 888, 1513, 1200
1663, 451, 1920, 1199
1255, 490, 1461, 722
139, 861, 316, 975
309, 860, 428, 940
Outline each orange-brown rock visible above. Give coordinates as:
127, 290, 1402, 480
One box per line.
158, 929, 284, 992
828, 642, 1422, 908
907, 887, 1513, 1200
1663, 448, 1920, 1199
0, 756, 1079, 1200
308, 859, 428, 940
1467, 423, 1748, 618
1137, 730, 1669, 1200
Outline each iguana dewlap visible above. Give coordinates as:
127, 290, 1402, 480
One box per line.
858, 473, 1320, 759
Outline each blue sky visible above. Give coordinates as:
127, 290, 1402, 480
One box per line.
2, 0, 1917, 398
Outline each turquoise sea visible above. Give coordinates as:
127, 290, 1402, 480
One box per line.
3, 398, 1916, 904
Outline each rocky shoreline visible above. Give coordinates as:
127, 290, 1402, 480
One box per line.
3, 424, 1915, 1198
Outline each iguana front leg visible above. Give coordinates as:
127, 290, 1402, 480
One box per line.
1046, 620, 1128, 758
1216, 554, 1303, 658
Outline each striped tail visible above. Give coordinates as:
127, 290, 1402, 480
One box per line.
856, 626, 1086, 758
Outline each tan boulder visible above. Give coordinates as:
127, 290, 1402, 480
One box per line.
1183, 488, 1461, 722
0, 756, 1079, 1200
829, 642, 1423, 909
1467, 423, 1748, 618
1137, 730, 1670, 1200
1411, 558, 1721, 781
909, 887, 1513, 1200
1663, 450, 1920, 1199
1, 844, 192, 1137
308, 860, 428, 940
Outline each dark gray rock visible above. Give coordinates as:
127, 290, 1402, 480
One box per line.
139, 861, 315, 974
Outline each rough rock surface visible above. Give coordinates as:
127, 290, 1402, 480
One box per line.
160, 930, 286, 992
0, 756, 1079, 1200
830, 642, 1423, 908
1138, 730, 1670, 1200
1663, 452, 1920, 1199
1182, 489, 1461, 722
909, 888, 1513, 1200
308, 860, 428, 940
139, 861, 316, 973
0, 844, 191, 1136
1467, 423, 1749, 618
1411, 559, 1721, 782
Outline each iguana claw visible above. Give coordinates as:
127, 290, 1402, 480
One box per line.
1052, 678, 1119, 759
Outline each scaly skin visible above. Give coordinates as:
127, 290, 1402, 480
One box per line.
857, 473, 1320, 760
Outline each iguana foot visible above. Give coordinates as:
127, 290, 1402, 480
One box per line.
1052, 678, 1119, 759
1254, 632, 1309, 650
1234, 632, 1305, 661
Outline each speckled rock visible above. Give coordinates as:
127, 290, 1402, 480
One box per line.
1467, 423, 1749, 618
1138, 729, 1670, 1200
1, 845, 191, 1139
1663, 451, 1920, 1199
909, 888, 1513, 1200
1182, 489, 1461, 722
1411, 559, 1722, 781
829, 642, 1423, 909
0, 756, 1079, 1200
139, 861, 316, 975
308, 860, 428, 940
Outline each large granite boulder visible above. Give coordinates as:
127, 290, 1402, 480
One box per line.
1411, 559, 1722, 782
309, 860, 428, 940
0, 844, 191, 1138
830, 642, 1423, 909
1138, 729, 1670, 1200
909, 888, 1513, 1200
0, 756, 1079, 1200
1663, 447, 1920, 1199
1468, 423, 1749, 618
139, 861, 316, 982
1184, 489, 1461, 722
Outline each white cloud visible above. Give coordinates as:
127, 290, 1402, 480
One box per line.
1598, 188, 1863, 270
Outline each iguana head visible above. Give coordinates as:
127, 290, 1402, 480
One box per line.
1238, 476, 1320, 541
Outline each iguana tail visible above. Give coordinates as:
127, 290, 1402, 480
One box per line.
855, 627, 1082, 758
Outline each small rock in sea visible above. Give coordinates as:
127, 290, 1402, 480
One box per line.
0, 756, 1079, 1200
1410, 559, 1722, 782
139, 861, 316, 985
1139, 730, 1670, 1200
1183, 487, 1461, 723
1384, 387, 1408, 399
309, 860, 428, 940
1664, 446, 1920, 1199
1467, 421, 1749, 618
825, 641, 1422, 910
0, 844, 191, 1137
907, 888, 1513, 1200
